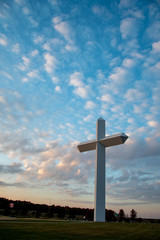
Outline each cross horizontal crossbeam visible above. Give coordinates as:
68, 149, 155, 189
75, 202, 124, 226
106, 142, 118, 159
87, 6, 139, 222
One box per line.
77, 133, 128, 152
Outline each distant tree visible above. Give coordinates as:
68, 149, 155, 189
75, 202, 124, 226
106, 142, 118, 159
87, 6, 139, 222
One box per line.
106, 210, 117, 222
130, 209, 137, 221
118, 209, 125, 222
85, 209, 94, 221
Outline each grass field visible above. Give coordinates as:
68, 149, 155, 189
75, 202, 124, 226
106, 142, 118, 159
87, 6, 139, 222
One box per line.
0, 220, 160, 240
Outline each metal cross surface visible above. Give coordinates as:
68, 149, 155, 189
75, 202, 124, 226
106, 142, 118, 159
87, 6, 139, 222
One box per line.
77, 117, 128, 222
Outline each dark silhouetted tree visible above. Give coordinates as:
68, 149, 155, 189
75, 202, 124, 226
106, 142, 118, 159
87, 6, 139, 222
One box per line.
130, 209, 137, 221
85, 209, 94, 221
118, 209, 125, 222
106, 210, 117, 222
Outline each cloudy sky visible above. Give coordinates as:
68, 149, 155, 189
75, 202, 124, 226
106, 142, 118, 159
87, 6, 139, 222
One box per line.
0, 0, 160, 218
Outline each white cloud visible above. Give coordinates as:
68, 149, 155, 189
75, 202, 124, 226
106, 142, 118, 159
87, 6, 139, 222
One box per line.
69, 72, 89, 98
55, 86, 61, 92
34, 36, 43, 44
111, 105, 123, 113
31, 49, 39, 57
101, 94, 114, 104
147, 121, 159, 128
122, 58, 136, 68
22, 7, 30, 15
44, 53, 57, 73
65, 45, 77, 52
101, 66, 131, 96
85, 101, 96, 110
0, 71, 13, 80
15, 0, 24, 5
53, 16, 62, 24
146, 21, 160, 41
22, 77, 29, 83
12, 43, 20, 53
0, 33, 7, 46
92, 5, 112, 19
29, 17, 38, 27
119, 0, 134, 8
133, 102, 149, 114
69, 72, 83, 87
27, 70, 38, 78
74, 87, 88, 98
125, 88, 145, 102
83, 114, 94, 122
53, 17, 73, 43
43, 43, 51, 51
152, 41, 160, 53
18, 56, 30, 71
0, 96, 7, 104
120, 18, 138, 39
128, 9, 144, 19
52, 76, 59, 84
109, 67, 128, 84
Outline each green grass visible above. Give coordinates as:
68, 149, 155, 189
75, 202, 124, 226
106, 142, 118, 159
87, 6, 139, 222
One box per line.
0, 220, 160, 240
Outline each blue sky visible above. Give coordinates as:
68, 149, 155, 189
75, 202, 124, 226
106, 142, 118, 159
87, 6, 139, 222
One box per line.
0, 0, 160, 218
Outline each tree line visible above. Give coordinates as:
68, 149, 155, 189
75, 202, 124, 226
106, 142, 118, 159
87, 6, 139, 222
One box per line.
0, 197, 159, 223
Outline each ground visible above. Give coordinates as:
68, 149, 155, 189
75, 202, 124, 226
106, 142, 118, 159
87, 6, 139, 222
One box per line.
0, 218, 160, 240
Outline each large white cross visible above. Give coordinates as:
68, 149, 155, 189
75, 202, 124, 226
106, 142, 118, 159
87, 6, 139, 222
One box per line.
77, 117, 128, 222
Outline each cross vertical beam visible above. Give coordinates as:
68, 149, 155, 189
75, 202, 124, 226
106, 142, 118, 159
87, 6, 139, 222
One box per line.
94, 118, 105, 222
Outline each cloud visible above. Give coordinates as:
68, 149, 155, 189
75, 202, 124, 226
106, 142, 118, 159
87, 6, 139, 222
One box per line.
12, 43, 20, 53
69, 72, 89, 98
107, 131, 160, 172
27, 70, 38, 78
22, 77, 29, 83
22, 6, 30, 15
65, 45, 77, 52
53, 16, 74, 44
44, 53, 58, 73
122, 58, 136, 68
102, 66, 131, 96
43, 43, 51, 51
34, 35, 43, 44
15, 0, 24, 5
74, 87, 88, 98
0, 2, 10, 19
107, 170, 160, 205
55, 86, 61, 92
133, 102, 149, 114
92, 5, 112, 20
69, 72, 83, 87
124, 88, 146, 102
28, 16, 38, 27
146, 21, 160, 41
49, 0, 58, 6
109, 67, 128, 84
0, 96, 7, 104
152, 41, 160, 53
85, 101, 96, 110
18, 56, 30, 71
0, 162, 23, 174
83, 114, 94, 122
119, 0, 135, 9
31, 49, 39, 57
147, 121, 159, 129
101, 94, 114, 104
0, 33, 7, 46
52, 76, 59, 84
0, 118, 160, 204
120, 18, 138, 39
0, 71, 13, 80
